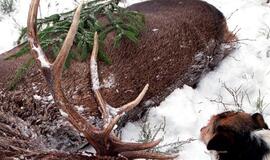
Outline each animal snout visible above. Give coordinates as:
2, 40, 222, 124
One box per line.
200, 126, 206, 132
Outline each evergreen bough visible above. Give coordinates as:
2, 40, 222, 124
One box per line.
6, 0, 145, 89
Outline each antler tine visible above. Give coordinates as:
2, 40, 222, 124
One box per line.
53, 2, 83, 77
27, 0, 51, 69
122, 151, 178, 159
27, 0, 102, 149
114, 138, 161, 153
27, 0, 40, 43
118, 84, 149, 114
90, 32, 109, 121
103, 84, 148, 138
103, 114, 122, 143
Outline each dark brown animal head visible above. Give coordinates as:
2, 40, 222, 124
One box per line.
200, 111, 268, 151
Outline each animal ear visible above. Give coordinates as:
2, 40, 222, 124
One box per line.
252, 113, 268, 129
207, 131, 235, 151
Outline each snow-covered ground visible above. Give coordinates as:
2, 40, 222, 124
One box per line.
121, 0, 270, 160
0, 0, 78, 53
1, 0, 270, 159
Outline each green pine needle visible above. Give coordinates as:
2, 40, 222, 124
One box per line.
10, 0, 144, 64
5, 0, 144, 90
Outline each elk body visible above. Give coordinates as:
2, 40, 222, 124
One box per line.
0, 0, 234, 116
97, 0, 234, 122
0, 0, 234, 158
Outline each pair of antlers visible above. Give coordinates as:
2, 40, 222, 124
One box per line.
27, 0, 177, 159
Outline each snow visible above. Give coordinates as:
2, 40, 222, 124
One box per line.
33, 93, 55, 104
59, 109, 69, 118
1, 0, 270, 159
90, 58, 101, 90
75, 105, 84, 113
0, 0, 77, 54
107, 104, 120, 117
31, 42, 51, 68
118, 0, 149, 7
121, 0, 270, 160
152, 28, 159, 32
102, 73, 115, 89
33, 94, 42, 100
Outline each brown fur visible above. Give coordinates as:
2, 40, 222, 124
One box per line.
99, 0, 234, 122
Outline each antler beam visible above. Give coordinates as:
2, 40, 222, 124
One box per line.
28, 0, 102, 151
27, 0, 177, 159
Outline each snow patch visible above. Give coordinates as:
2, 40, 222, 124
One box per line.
59, 109, 68, 118
118, 0, 149, 7
75, 105, 84, 113
33, 94, 42, 101
107, 104, 120, 117
90, 59, 100, 90
102, 74, 115, 88
33, 93, 55, 104
152, 28, 159, 32
0, 0, 78, 54
31, 42, 51, 68
121, 0, 270, 159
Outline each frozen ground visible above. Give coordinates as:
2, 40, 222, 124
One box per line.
0, 0, 270, 159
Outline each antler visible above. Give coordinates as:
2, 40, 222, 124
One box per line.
27, 0, 177, 159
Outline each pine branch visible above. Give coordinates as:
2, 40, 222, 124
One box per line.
5, 0, 145, 90
9, 0, 145, 64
